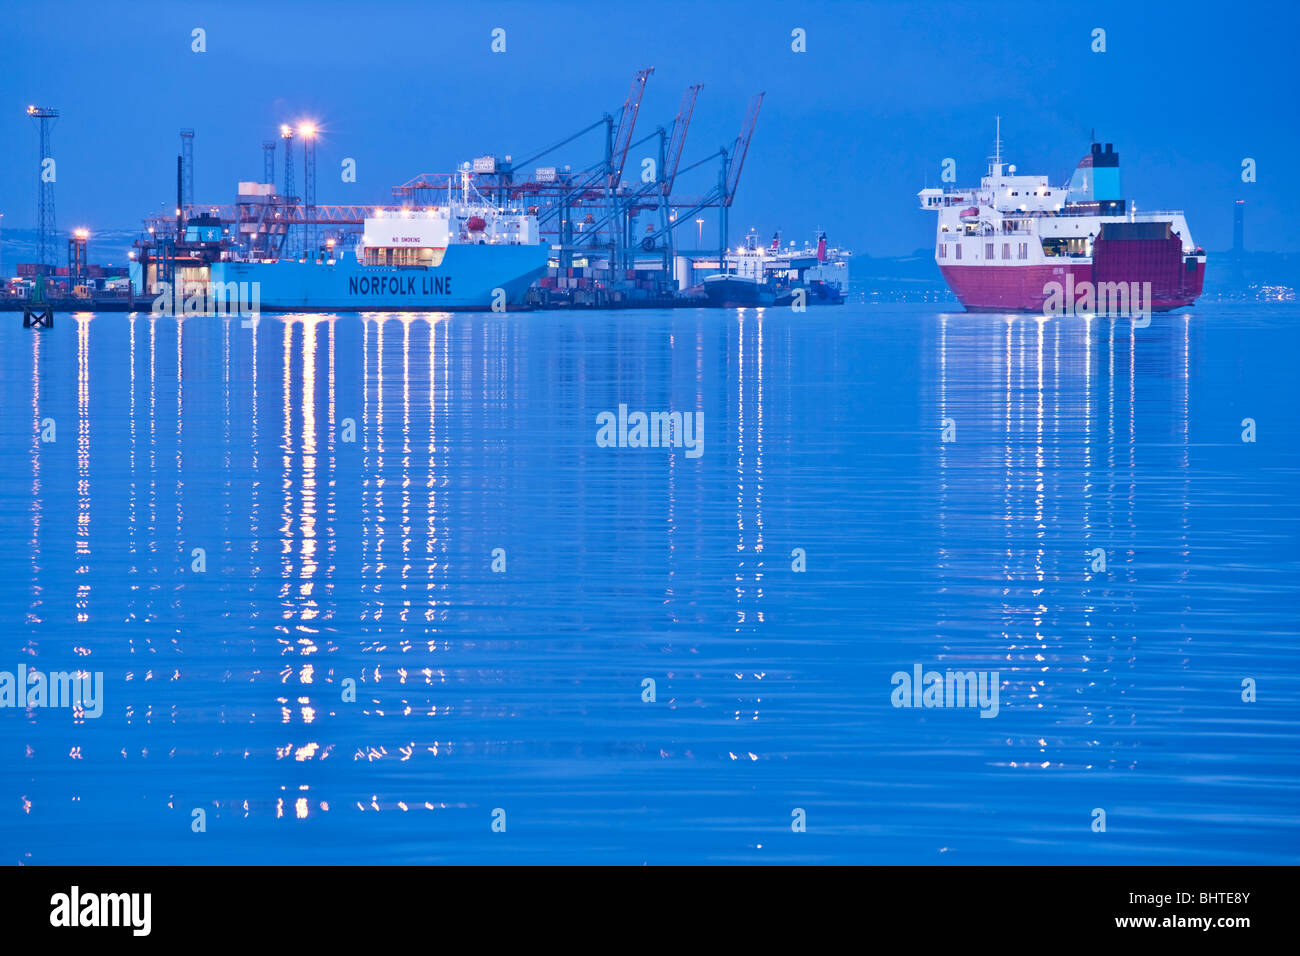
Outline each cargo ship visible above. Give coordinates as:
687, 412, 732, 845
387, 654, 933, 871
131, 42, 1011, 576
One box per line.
211, 220, 549, 312
703, 230, 849, 307
136, 169, 549, 312
918, 131, 1206, 312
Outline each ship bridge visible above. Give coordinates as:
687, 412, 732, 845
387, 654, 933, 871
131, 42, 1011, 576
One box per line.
981, 168, 1061, 214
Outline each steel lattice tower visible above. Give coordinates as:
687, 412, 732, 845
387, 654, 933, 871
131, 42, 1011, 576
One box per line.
180, 129, 195, 209
263, 141, 276, 185
27, 106, 59, 269
301, 129, 317, 257
280, 126, 296, 256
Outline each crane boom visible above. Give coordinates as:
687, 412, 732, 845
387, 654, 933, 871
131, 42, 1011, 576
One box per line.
724, 92, 764, 205
662, 84, 702, 197
608, 67, 654, 187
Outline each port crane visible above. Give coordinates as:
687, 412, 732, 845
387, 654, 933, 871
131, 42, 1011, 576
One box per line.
528, 66, 654, 270
381, 67, 657, 273
542, 87, 761, 274
662, 91, 764, 265
564, 83, 702, 272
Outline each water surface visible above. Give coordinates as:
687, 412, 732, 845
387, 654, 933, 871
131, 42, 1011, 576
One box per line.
1, 303, 1296, 864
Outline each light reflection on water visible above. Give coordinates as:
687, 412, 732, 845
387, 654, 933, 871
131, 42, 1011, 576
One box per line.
0, 304, 1296, 864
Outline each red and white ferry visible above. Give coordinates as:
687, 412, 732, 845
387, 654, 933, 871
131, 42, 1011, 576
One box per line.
918, 129, 1206, 312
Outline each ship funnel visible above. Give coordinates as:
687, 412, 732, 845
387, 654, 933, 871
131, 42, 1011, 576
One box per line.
1094, 142, 1121, 201
1069, 139, 1123, 204
816, 233, 827, 263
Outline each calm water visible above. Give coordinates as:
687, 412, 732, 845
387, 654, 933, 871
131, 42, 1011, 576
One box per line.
1, 303, 1297, 865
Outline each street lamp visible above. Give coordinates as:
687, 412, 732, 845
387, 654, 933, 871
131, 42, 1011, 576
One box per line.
695, 217, 704, 246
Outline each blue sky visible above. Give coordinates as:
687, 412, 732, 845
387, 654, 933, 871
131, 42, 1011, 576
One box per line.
2, 0, 1296, 256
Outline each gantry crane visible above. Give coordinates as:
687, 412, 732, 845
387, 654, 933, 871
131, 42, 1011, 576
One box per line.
658, 91, 764, 264
567, 84, 702, 274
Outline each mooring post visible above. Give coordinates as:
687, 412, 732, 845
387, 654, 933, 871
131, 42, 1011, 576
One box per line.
22, 272, 54, 328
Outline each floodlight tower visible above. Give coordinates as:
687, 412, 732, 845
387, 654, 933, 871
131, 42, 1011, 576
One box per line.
68, 228, 89, 280
26, 105, 59, 270
299, 123, 318, 257
280, 124, 296, 256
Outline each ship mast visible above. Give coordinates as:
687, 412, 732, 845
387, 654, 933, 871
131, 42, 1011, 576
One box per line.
991, 115, 1003, 176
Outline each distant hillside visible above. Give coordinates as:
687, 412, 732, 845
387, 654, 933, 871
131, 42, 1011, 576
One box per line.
1, 227, 138, 271
1201, 250, 1300, 300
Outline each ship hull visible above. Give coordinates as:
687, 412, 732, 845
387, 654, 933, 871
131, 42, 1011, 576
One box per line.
210, 243, 550, 312
939, 236, 1205, 313
703, 275, 775, 308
